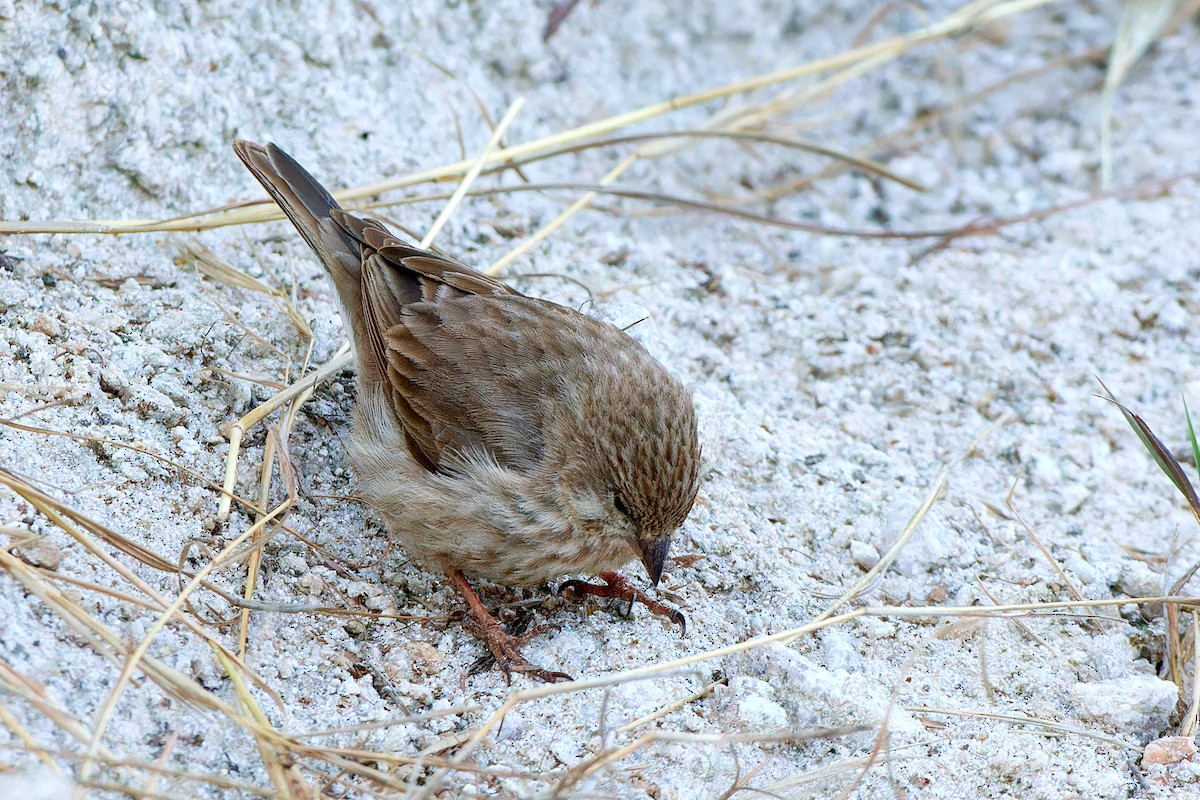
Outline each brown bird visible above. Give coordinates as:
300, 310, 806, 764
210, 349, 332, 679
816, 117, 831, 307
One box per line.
233, 140, 700, 681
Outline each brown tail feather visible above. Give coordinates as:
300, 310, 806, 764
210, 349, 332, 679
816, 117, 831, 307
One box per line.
232, 139, 364, 303
234, 138, 389, 380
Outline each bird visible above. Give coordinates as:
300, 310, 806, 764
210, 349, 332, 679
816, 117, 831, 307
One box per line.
233, 140, 701, 681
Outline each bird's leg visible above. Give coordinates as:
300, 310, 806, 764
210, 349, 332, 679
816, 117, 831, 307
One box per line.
450, 570, 573, 683
559, 571, 687, 634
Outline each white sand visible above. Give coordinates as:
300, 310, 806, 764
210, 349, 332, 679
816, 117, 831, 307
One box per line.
2, 0, 1200, 797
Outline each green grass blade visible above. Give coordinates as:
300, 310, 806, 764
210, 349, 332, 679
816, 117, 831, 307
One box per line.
1098, 379, 1200, 518
1185, 396, 1200, 490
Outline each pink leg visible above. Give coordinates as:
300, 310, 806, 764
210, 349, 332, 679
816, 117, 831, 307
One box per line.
559, 571, 686, 634
451, 570, 572, 683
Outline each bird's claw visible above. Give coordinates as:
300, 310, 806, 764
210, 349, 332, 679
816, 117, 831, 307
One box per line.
467, 629, 573, 683
559, 571, 687, 635
454, 570, 572, 683
500, 654, 574, 684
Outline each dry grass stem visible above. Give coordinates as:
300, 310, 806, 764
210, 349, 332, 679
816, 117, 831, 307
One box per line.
1004, 482, 1101, 630
6, 0, 1185, 793
614, 674, 729, 733
766, 742, 943, 793
82, 499, 293, 776
420, 96, 525, 248
0, 0, 1061, 238
215, 343, 350, 521
1181, 612, 1200, 736
908, 707, 1138, 750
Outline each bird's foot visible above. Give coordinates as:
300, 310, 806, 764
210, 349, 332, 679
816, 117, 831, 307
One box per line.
558, 571, 686, 635
451, 570, 572, 683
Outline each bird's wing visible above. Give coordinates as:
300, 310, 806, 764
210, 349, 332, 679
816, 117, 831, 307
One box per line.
326, 210, 548, 471
381, 293, 610, 474
234, 141, 573, 474
333, 211, 517, 304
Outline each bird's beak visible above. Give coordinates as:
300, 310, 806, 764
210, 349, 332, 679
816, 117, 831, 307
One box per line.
638, 535, 672, 587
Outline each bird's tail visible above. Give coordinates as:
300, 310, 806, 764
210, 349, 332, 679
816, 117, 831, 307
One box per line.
232, 139, 363, 311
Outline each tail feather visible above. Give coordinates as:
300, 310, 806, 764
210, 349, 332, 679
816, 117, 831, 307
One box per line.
232, 139, 363, 306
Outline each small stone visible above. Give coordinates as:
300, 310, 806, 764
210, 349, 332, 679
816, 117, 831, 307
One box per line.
14, 538, 63, 570
29, 314, 62, 338
1071, 675, 1177, 732
277, 553, 309, 575
131, 385, 182, 424
849, 539, 880, 570
1143, 736, 1197, 766
403, 641, 445, 677
98, 365, 131, 398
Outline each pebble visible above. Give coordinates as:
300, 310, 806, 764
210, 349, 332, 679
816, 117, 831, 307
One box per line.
849, 539, 880, 570
1143, 736, 1197, 766
14, 538, 63, 570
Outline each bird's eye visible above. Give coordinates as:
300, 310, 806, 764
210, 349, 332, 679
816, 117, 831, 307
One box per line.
613, 493, 631, 517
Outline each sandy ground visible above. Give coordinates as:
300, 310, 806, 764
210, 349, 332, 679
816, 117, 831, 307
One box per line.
3, 0, 1200, 797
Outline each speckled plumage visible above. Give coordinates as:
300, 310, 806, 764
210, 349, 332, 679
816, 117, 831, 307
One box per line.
233, 140, 700, 594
